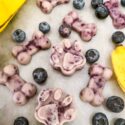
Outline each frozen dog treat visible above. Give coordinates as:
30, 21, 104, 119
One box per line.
12, 31, 51, 65
80, 64, 112, 106
50, 39, 86, 75
0, 64, 37, 105
35, 88, 76, 125
62, 11, 97, 41
105, 0, 125, 29
37, 0, 70, 13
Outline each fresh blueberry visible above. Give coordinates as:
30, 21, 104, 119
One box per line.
112, 31, 125, 44
59, 24, 71, 38
33, 68, 48, 84
106, 96, 124, 113
121, 0, 125, 7
12, 29, 26, 43
14, 117, 29, 125
91, 0, 103, 9
73, 0, 85, 10
39, 22, 50, 34
92, 112, 109, 125
95, 4, 109, 19
85, 49, 100, 64
115, 118, 125, 125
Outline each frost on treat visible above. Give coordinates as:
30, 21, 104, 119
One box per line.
62, 11, 97, 41
35, 88, 76, 125
50, 39, 86, 75
36, 0, 70, 13
12, 31, 51, 65
105, 0, 125, 29
80, 64, 112, 106
0, 64, 37, 105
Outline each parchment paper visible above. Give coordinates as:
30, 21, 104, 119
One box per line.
0, 0, 125, 125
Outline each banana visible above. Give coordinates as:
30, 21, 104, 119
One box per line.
111, 45, 125, 92
0, 0, 26, 32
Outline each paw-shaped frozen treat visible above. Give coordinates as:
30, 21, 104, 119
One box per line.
50, 39, 86, 75
80, 64, 112, 106
62, 11, 97, 41
105, 0, 125, 29
0, 64, 37, 105
35, 88, 76, 125
36, 0, 70, 13
12, 31, 51, 65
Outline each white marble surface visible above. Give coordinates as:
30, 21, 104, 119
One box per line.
0, 0, 125, 125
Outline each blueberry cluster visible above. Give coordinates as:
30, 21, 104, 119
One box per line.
92, 113, 109, 125
73, 0, 85, 10
121, 0, 125, 7
59, 24, 71, 38
91, 0, 109, 19
39, 22, 50, 34
12, 29, 26, 43
115, 118, 125, 125
112, 31, 125, 44
14, 117, 29, 125
92, 96, 125, 125
12, 22, 51, 43
92, 113, 125, 125
106, 96, 124, 113
33, 68, 48, 84
85, 49, 100, 64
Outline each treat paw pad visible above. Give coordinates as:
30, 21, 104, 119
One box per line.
35, 88, 76, 125
12, 31, 51, 65
62, 11, 97, 41
0, 64, 37, 105
36, 0, 70, 13
50, 39, 86, 75
80, 64, 112, 106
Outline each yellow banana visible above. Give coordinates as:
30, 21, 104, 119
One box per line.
0, 0, 26, 32
111, 45, 125, 92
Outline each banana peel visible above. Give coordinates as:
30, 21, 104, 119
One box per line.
111, 45, 125, 92
0, 0, 26, 32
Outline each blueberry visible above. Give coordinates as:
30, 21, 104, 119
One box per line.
121, 0, 125, 7
59, 24, 71, 38
95, 4, 109, 19
12, 29, 26, 43
33, 68, 48, 84
14, 117, 29, 125
73, 0, 85, 10
91, 0, 103, 9
112, 31, 125, 44
115, 118, 125, 125
39, 22, 50, 34
92, 112, 109, 125
85, 49, 100, 64
106, 96, 124, 113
